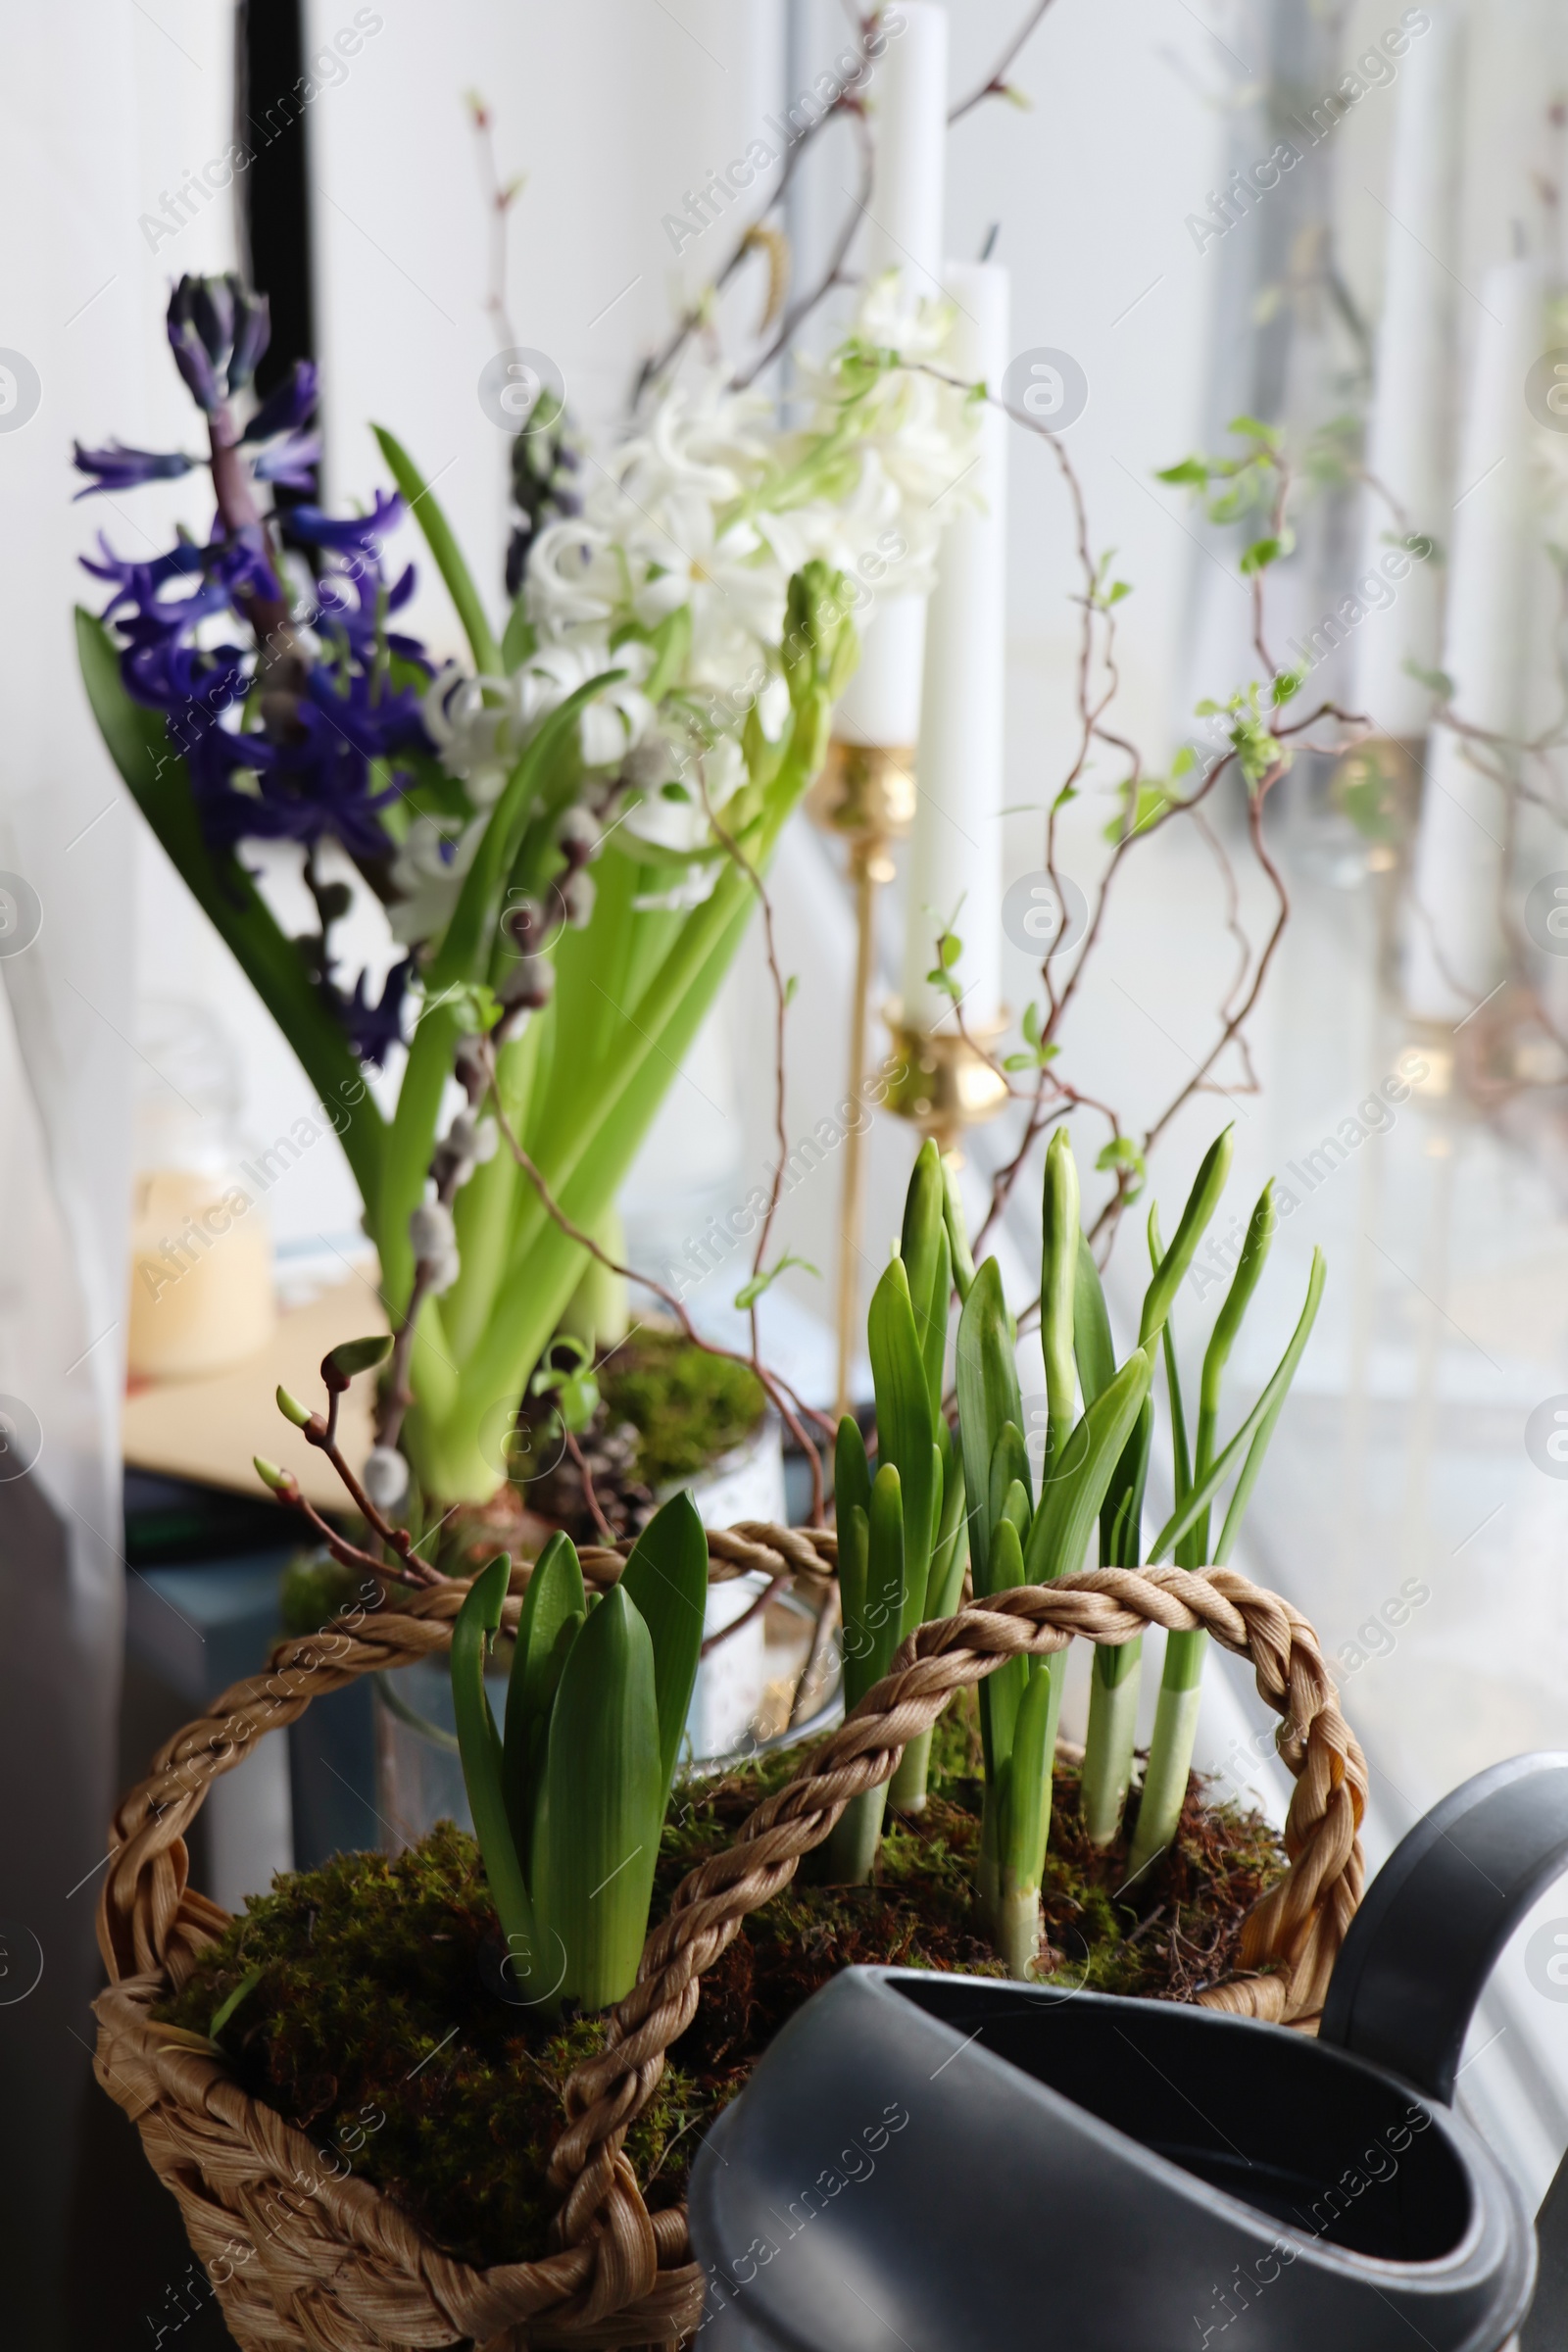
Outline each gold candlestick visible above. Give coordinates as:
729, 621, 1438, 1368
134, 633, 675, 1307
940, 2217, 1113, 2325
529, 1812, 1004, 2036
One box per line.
808, 739, 916, 1416
882, 1008, 1010, 1158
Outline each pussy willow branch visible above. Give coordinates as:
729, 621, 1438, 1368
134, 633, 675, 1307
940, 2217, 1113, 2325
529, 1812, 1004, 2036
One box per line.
477, 1043, 834, 1522
269, 1354, 451, 1591
699, 1570, 789, 1659
375, 1258, 433, 1453
374, 1091, 476, 1452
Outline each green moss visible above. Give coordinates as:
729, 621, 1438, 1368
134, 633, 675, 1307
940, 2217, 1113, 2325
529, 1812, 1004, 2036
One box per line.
599, 1328, 765, 1488
156, 1824, 697, 2269
658, 1685, 1287, 2082
156, 1690, 1285, 2273
278, 1550, 373, 1639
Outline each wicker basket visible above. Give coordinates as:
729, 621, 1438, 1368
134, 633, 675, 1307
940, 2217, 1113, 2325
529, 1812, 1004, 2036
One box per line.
94, 1525, 1365, 2350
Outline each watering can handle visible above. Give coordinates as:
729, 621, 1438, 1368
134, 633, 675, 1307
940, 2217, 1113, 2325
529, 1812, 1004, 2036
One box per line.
1320, 1750, 1568, 2103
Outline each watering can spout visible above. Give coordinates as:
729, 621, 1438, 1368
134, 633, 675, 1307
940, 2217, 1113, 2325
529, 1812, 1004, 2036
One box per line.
1320, 1750, 1568, 2102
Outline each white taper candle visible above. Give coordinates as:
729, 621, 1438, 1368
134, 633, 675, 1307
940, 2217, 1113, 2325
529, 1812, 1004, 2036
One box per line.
834, 0, 949, 751
902, 260, 1009, 1032
1405, 258, 1548, 1021
1350, 1, 1462, 739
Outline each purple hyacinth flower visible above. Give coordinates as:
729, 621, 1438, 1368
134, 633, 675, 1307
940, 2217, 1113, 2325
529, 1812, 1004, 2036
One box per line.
227, 288, 270, 393
168, 313, 220, 414
72, 441, 195, 499
80, 534, 209, 616
338, 955, 415, 1067
190, 277, 234, 367
252, 428, 321, 488
286, 491, 405, 558
241, 360, 318, 445
166, 274, 273, 413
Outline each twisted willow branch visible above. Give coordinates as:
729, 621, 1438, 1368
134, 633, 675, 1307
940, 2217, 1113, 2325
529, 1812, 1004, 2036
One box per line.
94, 1539, 1357, 2349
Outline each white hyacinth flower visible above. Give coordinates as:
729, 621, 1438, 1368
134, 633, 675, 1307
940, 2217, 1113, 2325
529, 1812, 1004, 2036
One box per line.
394, 285, 982, 952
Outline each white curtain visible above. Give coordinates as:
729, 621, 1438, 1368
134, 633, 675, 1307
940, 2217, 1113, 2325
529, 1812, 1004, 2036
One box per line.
0, 5, 233, 2335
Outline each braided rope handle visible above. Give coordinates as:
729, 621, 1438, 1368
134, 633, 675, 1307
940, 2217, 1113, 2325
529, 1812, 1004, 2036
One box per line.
545, 1560, 1366, 2280
96, 1520, 836, 1986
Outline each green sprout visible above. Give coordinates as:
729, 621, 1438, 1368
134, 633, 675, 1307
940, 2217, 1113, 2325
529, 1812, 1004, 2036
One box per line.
527, 1335, 600, 1435
948, 1126, 1322, 1972
1194, 683, 1290, 790
953, 1129, 1153, 1978
451, 1492, 709, 2017
822, 1142, 969, 1877
1125, 1198, 1325, 1882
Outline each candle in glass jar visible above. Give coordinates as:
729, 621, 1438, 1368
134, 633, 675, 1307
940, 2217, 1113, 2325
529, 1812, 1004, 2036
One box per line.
126, 1002, 277, 1380
128, 1165, 275, 1379
901, 259, 1009, 1033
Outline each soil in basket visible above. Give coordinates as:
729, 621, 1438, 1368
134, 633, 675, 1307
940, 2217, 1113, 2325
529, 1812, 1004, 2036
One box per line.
157, 1693, 1285, 2273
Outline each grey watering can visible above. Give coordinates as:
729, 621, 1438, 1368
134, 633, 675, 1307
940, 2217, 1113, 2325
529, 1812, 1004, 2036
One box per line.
690, 1753, 1568, 2349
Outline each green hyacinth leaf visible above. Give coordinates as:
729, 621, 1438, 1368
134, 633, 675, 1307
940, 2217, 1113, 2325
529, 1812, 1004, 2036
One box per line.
1003, 1661, 1060, 1893
956, 1256, 1024, 1595
1024, 1348, 1154, 1588
862, 1462, 906, 1692
1151, 1248, 1326, 1564
983, 1512, 1029, 1777
835, 1413, 872, 1530
452, 1555, 539, 1993
981, 1422, 1031, 1595
868, 1255, 937, 1601
942, 1155, 977, 1304
1073, 1232, 1116, 1407
901, 1139, 950, 1412
839, 1501, 873, 1712
617, 1489, 710, 1804
532, 1583, 663, 2015
924, 1444, 969, 1623
1139, 1127, 1235, 1348
503, 1531, 586, 1876
1101, 1396, 1153, 1570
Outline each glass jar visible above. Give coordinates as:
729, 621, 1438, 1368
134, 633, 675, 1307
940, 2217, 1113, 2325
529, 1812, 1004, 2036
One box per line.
126, 1000, 275, 1380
